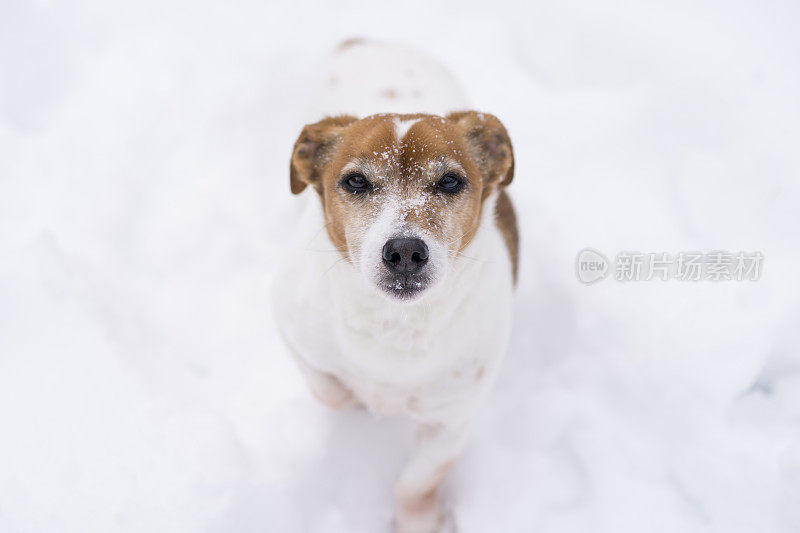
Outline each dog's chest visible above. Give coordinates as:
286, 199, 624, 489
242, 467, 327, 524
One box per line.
272, 192, 513, 422
330, 294, 503, 419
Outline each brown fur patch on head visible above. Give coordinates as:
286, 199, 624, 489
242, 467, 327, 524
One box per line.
289, 112, 516, 277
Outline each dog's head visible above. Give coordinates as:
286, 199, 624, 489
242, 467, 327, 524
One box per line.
289, 112, 513, 302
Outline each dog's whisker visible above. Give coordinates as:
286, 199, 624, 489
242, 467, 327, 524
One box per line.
304, 220, 335, 248
320, 256, 348, 279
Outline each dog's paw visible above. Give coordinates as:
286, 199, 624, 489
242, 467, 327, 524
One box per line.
393, 507, 456, 533
307, 372, 359, 410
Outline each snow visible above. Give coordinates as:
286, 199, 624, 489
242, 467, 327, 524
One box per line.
1, 1, 799, 532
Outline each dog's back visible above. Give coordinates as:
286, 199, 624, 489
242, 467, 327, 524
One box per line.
313, 39, 467, 118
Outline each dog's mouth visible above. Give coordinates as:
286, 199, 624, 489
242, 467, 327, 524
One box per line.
378, 273, 431, 301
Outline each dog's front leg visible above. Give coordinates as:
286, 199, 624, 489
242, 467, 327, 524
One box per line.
292, 354, 358, 410
394, 422, 467, 533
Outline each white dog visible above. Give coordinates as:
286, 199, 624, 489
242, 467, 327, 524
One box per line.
272, 40, 517, 533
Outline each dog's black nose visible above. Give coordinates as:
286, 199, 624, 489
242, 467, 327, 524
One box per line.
382, 237, 429, 274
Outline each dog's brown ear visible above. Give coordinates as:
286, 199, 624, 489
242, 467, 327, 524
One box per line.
447, 111, 514, 188
290, 115, 357, 194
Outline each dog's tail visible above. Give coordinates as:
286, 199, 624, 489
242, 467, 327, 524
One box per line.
313, 39, 466, 118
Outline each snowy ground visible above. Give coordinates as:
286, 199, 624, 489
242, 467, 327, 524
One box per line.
1, 1, 799, 532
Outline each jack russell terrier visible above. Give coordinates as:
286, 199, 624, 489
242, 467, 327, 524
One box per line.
272, 40, 517, 533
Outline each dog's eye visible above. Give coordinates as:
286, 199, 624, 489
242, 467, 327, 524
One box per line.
341, 173, 371, 194
435, 173, 465, 194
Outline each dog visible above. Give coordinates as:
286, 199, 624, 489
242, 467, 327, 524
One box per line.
272, 41, 517, 533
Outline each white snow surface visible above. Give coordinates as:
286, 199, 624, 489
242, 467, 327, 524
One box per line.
1, 1, 799, 532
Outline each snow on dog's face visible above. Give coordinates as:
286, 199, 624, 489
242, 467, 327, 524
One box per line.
290, 112, 513, 302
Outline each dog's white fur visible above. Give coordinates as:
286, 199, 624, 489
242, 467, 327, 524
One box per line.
272, 42, 514, 533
